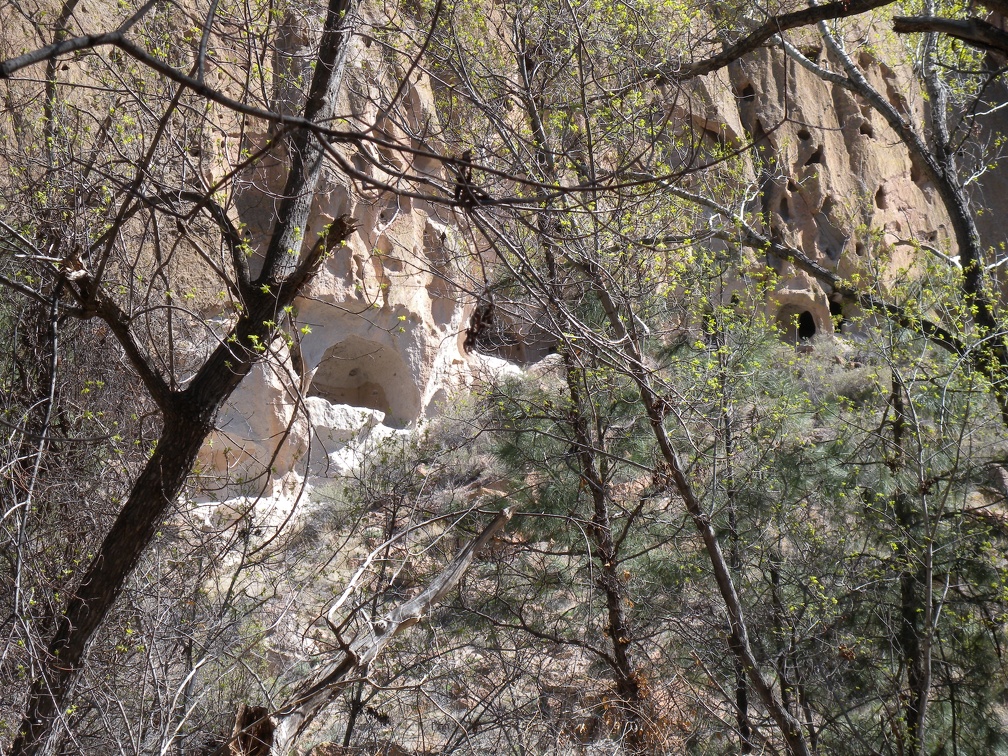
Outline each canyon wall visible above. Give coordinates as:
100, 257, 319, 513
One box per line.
205, 17, 959, 494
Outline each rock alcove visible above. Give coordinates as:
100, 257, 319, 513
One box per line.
307, 335, 421, 429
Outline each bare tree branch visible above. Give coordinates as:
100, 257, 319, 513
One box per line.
0, 0, 157, 77
894, 16, 1008, 57
270, 505, 518, 753
657, 0, 896, 81
87, 290, 173, 410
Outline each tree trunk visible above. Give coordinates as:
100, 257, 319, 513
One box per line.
890, 375, 931, 756
561, 353, 642, 713
11, 406, 210, 754
5, 0, 360, 744
583, 275, 811, 756
9, 217, 356, 756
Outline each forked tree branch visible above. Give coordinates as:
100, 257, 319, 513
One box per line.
655, 0, 895, 81
268, 505, 517, 754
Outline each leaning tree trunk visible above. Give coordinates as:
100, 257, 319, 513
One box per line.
5, 0, 360, 748
574, 266, 812, 756
9, 216, 356, 756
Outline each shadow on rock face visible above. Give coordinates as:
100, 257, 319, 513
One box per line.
309, 335, 421, 429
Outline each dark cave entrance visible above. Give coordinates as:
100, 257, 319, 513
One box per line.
776, 306, 818, 343
797, 310, 816, 339
829, 299, 845, 331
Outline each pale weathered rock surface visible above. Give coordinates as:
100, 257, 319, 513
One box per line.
304, 398, 384, 475
711, 36, 953, 335
200, 341, 310, 487
195, 5, 483, 485
200, 20, 959, 488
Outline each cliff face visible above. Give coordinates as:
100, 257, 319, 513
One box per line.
204, 19, 962, 491
728, 43, 951, 334
0, 0, 985, 489
683, 37, 954, 337
6, 6, 1008, 754
200, 11, 484, 487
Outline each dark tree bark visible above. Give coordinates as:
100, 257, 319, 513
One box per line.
231, 704, 274, 756
3, 0, 361, 748
893, 15, 1008, 57
9, 218, 356, 756
658, 0, 897, 81
889, 374, 931, 756
561, 352, 642, 710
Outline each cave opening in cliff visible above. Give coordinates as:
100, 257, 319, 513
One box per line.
776, 306, 817, 342
830, 299, 845, 331
797, 310, 816, 338
308, 336, 421, 428
465, 299, 557, 365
